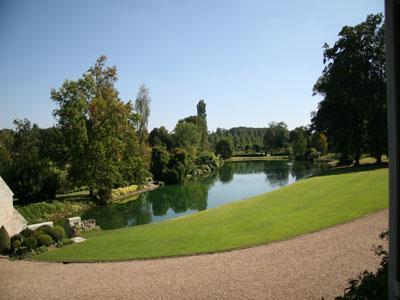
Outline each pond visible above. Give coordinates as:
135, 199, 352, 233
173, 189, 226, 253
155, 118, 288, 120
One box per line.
82, 160, 324, 230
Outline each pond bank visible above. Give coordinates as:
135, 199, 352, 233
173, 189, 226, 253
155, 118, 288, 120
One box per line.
34, 163, 387, 261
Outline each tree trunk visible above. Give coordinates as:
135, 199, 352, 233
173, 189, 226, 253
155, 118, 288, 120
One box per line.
354, 148, 361, 166
375, 152, 382, 164
89, 187, 94, 199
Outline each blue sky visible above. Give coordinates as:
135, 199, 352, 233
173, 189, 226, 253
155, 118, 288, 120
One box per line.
0, 0, 384, 132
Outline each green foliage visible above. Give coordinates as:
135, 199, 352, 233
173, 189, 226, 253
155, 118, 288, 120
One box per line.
215, 138, 234, 159
148, 126, 173, 149
2, 119, 61, 203
20, 228, 34, 238
11, 234, 24, 243
60, 237, 73, 246
55, 219, 75, 238
25, 236, 38, 250
263, 122, 289, 155
0, 226, 11, 253
312, 14, 386, 164
289, 127, 309, 159
37, 234, 54, 247
17, 200, 93, 224
310, 132, 328, 155
174, 121, 201, 150
335, 231, 388, 299
52, 55, 149, 204
150, 146, 170, 181
11, 240, 22, 251
51, 226, 66, 241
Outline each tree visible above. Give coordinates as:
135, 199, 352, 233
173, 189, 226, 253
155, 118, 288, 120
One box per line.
289, 127, 309, 159
196, 99, 209, 149
135, 84, 151, 146
312, 14, 386, 165
4, 119, 60, 202
148, 126, 173, 149
215, 138, 233, 159
174, 122, 200, 151
310, 132, 328, 155
263, 122, 289, 155
52, 55, 148, 203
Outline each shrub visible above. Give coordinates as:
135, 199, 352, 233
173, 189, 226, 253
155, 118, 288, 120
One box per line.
20, 228, 34, 238
0, 226, 11, 253
11, 240, 22, 251
33, 229, 45, 238
60, 237, 73, 245
37, 234, 54, 247
56, 219, 75, 238
11, 234, 25, 243
37, 224, 64, 241
50, 226, 65, 241
25, 236, 38, 250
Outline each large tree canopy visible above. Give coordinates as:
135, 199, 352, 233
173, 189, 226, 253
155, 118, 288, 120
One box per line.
312, 14, 386, 164
52, 56, 149, 203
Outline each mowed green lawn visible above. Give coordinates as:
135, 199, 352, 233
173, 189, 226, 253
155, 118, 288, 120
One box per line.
36, 164, 388, 262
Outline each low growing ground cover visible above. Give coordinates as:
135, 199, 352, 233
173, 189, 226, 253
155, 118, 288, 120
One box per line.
36, 164, 388, 261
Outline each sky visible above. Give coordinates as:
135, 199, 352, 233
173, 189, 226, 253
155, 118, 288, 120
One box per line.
0, 0, 384, 132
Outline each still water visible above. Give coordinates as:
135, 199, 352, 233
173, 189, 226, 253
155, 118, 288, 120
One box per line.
82, 160, 324, 230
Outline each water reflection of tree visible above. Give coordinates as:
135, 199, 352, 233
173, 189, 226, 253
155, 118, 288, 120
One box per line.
150, 181, 209, 215
263, 161, 290, 186
82, 196, 152, 230
219, 163, 235, 183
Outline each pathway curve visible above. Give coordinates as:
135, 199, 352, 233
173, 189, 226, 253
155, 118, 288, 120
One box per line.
0, 210, 388, 299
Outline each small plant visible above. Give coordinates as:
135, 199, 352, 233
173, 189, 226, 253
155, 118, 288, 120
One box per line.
25, 236, 38, 250
0, 226, 11, 254
34, 245, 48, 254
37, 234, 54, 247
61, 237, 73, 245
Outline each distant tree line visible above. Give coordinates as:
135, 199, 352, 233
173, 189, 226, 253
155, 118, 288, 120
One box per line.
209, 123, 327, 160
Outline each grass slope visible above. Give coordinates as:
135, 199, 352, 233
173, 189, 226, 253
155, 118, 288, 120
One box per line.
36, 164, 388, 261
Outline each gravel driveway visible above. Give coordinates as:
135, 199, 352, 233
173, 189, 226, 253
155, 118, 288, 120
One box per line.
0, 209, 388, 300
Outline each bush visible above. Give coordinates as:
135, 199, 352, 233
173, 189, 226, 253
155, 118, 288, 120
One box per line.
56, 219, 75, 238
37, 224, 64, 241
11, 234, 25, 243
0, 226, 11, 253
50, 226, 65, 241
20, 228, 34, 238
60, 237, 73, 245
25, 236, 38, 250
37, 234, 54, 247
11, 240, 22, 251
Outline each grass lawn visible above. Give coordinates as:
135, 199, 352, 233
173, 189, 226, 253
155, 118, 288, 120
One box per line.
35, 164, 388, 262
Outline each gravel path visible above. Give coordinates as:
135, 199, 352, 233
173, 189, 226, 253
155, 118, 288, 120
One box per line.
0, 210, 388, 300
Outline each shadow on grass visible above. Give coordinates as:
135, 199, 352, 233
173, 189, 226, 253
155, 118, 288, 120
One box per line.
312, 162, 388, 178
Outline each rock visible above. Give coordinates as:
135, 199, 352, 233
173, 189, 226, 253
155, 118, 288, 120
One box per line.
71, 237, 86, 243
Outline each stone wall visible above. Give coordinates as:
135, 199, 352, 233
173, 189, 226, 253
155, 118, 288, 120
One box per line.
0, 176, 27, 236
